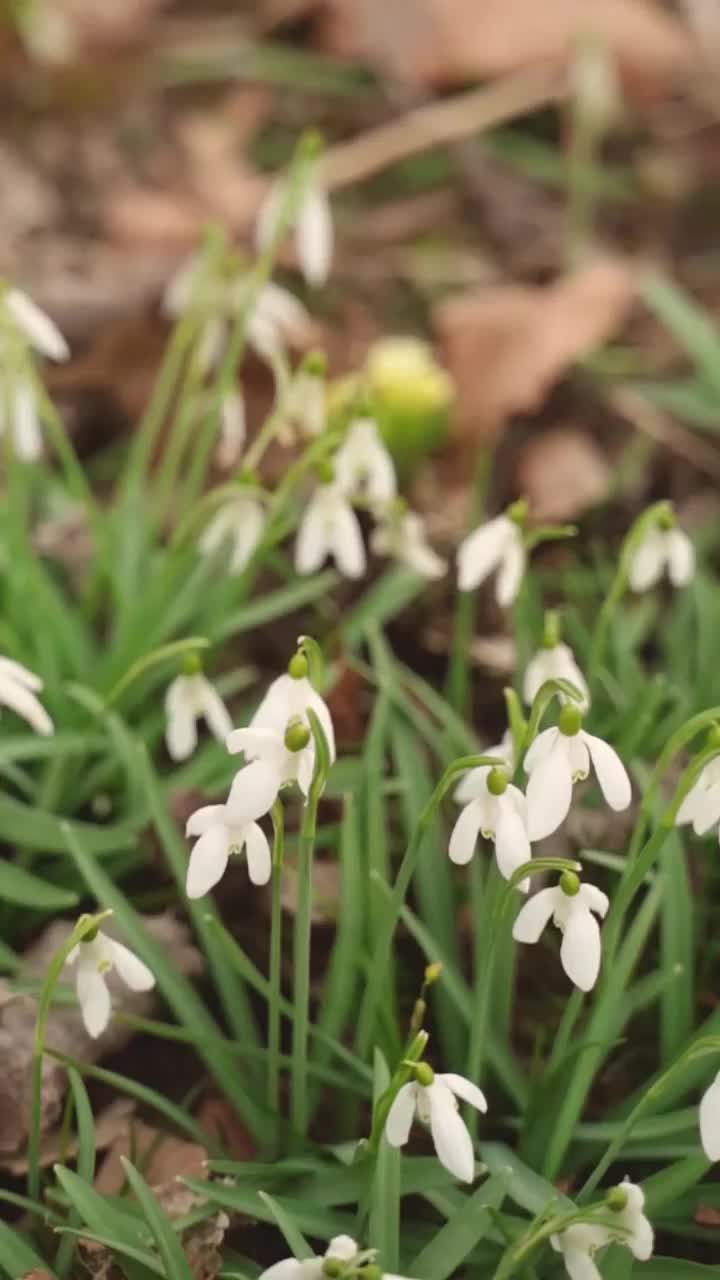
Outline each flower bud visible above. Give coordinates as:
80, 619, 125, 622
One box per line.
542, 610, 561, 650
558, 705, 582, 737
486, 767, 509, 797
706, 724, 720, 752
424, 962, 442, 986
302, 349, 327, 378
285, 719, 311, 752
606, 1185, 628, 1213
323, 1261, 344, 1278
507, 498, 528, 528
79, 924, 99, 944
288, 653, 309, 680
365, 336, 453, 474
559, 870, 581, 897
657, 503, 675, 531
361, 1266, 382, 1280
414, 1061, 434, 1087
182, 652, 202, 677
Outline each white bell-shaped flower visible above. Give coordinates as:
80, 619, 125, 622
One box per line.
0, 655, 53, 735
629, 523, 694, 592
333, 418, 397, 510
215, 390, 246, 470
699, 1070, 720, 1161
256, 176, 333, 288
370, 506, 446, 580
606, 1180, 654, 1261
247, 282, 312, 363
185, 803, 270, 898
523, 642, 590, 713
513, 870, 609, 992
284, 358, 326, 442
449, 765, 531, 891
385, 1064, 487, 1183
3, 287, 69, 361
551, 1222, 609, 1280
295, 482, 365, 579
0, 378, 44, 461
675, 756, 720, 841
67, 930, 154, 1039
251, 662, 335, 758
164, 666, 233, 762
199, 493, 266, 575
259, 1236, 411, 1280
457, 513, 525, 606
525, 706, 631, 841
454, 732, 514, 805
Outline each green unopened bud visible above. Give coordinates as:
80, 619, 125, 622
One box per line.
285, 720, 311, 752
706, 724, 720, 752
323, 1261, 344, 1278
559, 870, 581, 897
486, 767, 509, 797
79, 923, 99, 944
317, 459, 335, 485
182, 652, 202, 677
424, 962, 442, 986
237, 467, 259, 489
414, 1061, 434, 1087
507, 498, 529, 527
657, 503, 675, 531
288, 653, 308, 680
606, 1186, 628, 1213
300, 128, 324, 161
302, 350, 327, 378
361, 1267, 382, 1280
365, 336, 453, 474
558, 705, 582, 737
542, 610, 561, 650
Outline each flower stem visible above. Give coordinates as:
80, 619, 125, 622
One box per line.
291, 788, 320, 1142
268, 801, 284, 1137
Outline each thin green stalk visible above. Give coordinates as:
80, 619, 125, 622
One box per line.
291, 785, 320, 1142
268, 800, 285, 1129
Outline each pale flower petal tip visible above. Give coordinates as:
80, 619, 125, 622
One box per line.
524, 717, 630, 840
295, 485, 366, 579
383, 1066, 486, 1182
699, 1071, 720, 1162
629, 520, 695, 593
71, 930, 153, 1039
5, 287, 70, 361
457, 514, 524, 604
513, 874, 607, 992
0, 655, 54, 735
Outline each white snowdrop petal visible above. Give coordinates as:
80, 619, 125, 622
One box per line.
305, 685, 336, 763
109, 941, 155, 992
229, 501, 265, 574
186, 824, 230, 899
512, 887, 557, 943
77, 968, 112, 1038
667, 527, 695, 587
255, 181, 285, 255
244, 821, 272, 885
448, 802, 484, 865
226, 758, 283, 822
295, 496, 330, 575
495, 535, 525, 608
561, 906, 602, 992
690, 783, 720, 837
699, 1072, 720, 1161
427, 1082, 476, 1183
406, 539, 447, 580
297, 185, 333, 287
13, 381, 43, 460
675, 778, 703, 826
385, 1082, 416, 1147
579, 883, 610, 919
493, 800, 531, 890
454, 766, 490, 805
523, 726, 558, 774
259, 1260, 304, 1280
227, 727, 284, 757
562, 1247, 604, 1280
583, 732, 631, 811
296, 744, 316, 798
325, 1237, 358, 1262
526, 740, 573, 840
0, 667, 53, 735
201, 682, 234, 745
186, 804, 226, 837
0, 657, 43, 691
438, 1073, 488, 1114
6, 288, 69, 360
628, 529, 665, 592
332, 499, 366, 579
522, 651, 552, 707
165, 698, 198, 762
457, 516, 511, 592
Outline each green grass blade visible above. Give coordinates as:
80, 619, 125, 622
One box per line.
258, 1191, 314, 1260
409, 1174, 507, 1280
121, 1157, 194, 1280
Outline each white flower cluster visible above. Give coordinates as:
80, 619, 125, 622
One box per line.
0, 285, 69, 460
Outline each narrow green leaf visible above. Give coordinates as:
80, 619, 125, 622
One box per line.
409, 1174, 507, 1280
0, 1222, 57, 1280
121, 1157, 193, 1280
258, 1192, 314, 1260
0, 860, 79, 909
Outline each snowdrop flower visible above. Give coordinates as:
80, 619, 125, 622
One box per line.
281, 351, 327, 443
251, 655, 335, 756
334, 418, 397, 510
0, 655, 53, 735
513, 869, 609, 992
295, 478, 365, 579
523, 641, 589, 713
551, 1223, 610, 1280
67, 928, 154, 1038
449, 764, 531, 891
215, 390, 246, 469
256, 172, 333, 287
199, 491, 266, 574
454, 731, 514, 805
385, 1062, 487, 1183
699, 1071, 720, 1161
675, 753, 720, 842
164, 658, 233, 761
629, 515, 694, 593
525, 705, 631, 841
457, 504, 526, 606
551, 1180, 653, 1280
248, 283, 313, 364
2, 287, 69, 361
0, 380, 44, 461
370, 503, 446, 580
185, 802, 270, 898
259, 1235, 411, 1280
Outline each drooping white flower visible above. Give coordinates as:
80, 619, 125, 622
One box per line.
513, 870, 609, 992
295, 483, 366, 579
256, 176, 333, 288
454, 732, 514, 805
457, 514, 525, 606
629, 524, 695, 592
165, 670, 233, 762
3, 288, 69, 361
449, 765, 531, 891
67, 930, 154, 1038
284, 359, 326, 442
675, 757, 720, 842
334, 418, 397, 510
699, 1070, 720, 1161
0, 378, 44, 461
370, 507, 446, 580
251, 664, 335, 759
199, 493, 266, 574
551, 1223, 609, 1280
215, 390, 246, 470
0, 656, 53, 735
523, 642, 590, 713
247, 283, 313, 363
551, 1180, 653, 1280
385, 1066, 487, 1183
259, 1236, 412, 1280
185, 803, 270, 898
524, 707, 631, 841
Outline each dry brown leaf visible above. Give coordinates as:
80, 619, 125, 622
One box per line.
318, 0, 693, 97
517, 425, 612, 520
102, 186, 210, 249
196, 1095, 255, 1161
3, 1099, 133, 1176
434, 258, 636, 438
95, 1119, 207, 1195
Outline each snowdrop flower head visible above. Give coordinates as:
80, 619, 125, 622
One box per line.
247, 282, 313, 364
454, 731, 514, 804
513, 868, 609, 992
0, 655, 53, 735
251, 649, 335, 760
185, 802, 270, 898
67, 924, 154, 1039
457, 500, 527, 606
385, 1061, 487, 1183
165, 654, 233, 761
259, 1236, 411, 1280
0, 378, 45, 461
523, 614, 589, 712
699, 1070, 720, 1161
199, 486, 266, 575
334, 417, 397, 511
675, 730, 720, 840
1, 285, 69, 362
282, 350, 327, 443
256, 155, 333, 288
551, 1222, 609, 1280
628, 504, 694, 592
295, 469, 366, 580
603, 1180, 654, 1261
525, 704, 631, 841
215, 390, 246, 470
449, 764, 531, 891
370, 500, 446, 580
